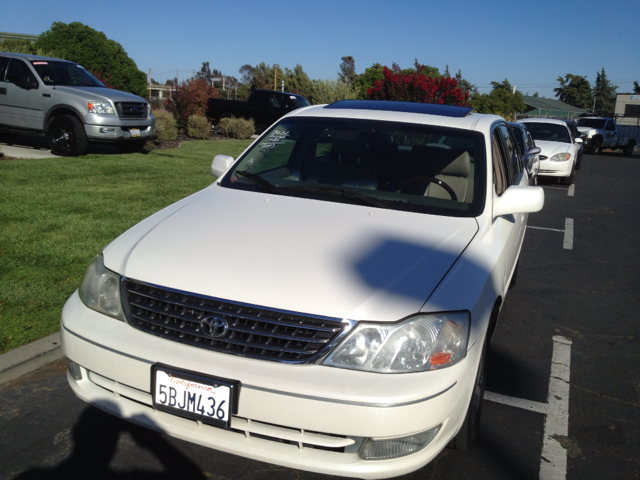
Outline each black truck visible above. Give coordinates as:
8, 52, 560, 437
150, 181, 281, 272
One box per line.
207, 89, 310, 131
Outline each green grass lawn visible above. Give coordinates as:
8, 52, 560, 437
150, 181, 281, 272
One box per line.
0, 139, 252, 353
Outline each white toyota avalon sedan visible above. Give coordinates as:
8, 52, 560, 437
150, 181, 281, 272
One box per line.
518, 118, 582, 186
62, 100, 544, 479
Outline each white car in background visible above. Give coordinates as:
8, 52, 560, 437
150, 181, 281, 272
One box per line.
62, 100, 544, 479
518, 118, 582, 185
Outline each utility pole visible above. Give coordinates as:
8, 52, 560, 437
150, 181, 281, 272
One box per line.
273, 64, 279, 91
148, 68, 151, 100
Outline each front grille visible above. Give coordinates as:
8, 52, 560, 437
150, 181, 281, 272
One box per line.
122, 279, 349, 363
115, 102, 148, 118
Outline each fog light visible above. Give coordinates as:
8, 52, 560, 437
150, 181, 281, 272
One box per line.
67, 358, 83, 381
99, 128, 116, 134
359, 424, 441, 460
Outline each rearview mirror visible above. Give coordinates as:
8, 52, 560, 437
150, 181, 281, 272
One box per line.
211, 154, 234, 178
574, 138, 583, 144
525, 146, 541, 156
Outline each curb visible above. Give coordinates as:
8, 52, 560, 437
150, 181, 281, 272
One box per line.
0, 332, 64, 385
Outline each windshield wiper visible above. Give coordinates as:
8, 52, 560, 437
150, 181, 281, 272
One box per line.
235, 170, 282, 194
281, 185, 393, 208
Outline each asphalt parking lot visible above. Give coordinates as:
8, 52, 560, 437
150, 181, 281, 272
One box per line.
0, 150, 638, 480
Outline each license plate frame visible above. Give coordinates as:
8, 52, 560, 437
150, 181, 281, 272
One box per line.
151, 364, 240, 429
130, 128, 141, 137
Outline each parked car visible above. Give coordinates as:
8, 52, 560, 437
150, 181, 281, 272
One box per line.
576, 116, 640, 155
207, 89, 310, 132
0, 52, 154, 156
565, 120, 584, 169
518, 118, 582, 185
62, 100, 544, 479
508, 122, 541, 185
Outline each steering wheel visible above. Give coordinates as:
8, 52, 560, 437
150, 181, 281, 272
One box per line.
397, 176, 458, 201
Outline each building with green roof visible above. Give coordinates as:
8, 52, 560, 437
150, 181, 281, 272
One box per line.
520, 96, 589, 119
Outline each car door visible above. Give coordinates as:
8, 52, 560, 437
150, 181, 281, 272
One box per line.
1, 58, 42, 130
604, 119, 617, 147
493, 123, 527, 290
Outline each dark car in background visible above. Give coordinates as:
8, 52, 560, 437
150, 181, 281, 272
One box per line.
509, 122, 541, 185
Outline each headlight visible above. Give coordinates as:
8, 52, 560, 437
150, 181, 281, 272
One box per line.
78, 254, 124, 321
550, 152, 572, 162
323, 312, 469, 373
88, 101, 115, 115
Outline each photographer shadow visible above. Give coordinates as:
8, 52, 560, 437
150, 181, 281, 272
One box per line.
15, 403, 206, 480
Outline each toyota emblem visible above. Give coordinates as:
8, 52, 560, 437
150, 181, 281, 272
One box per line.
199, 316, 229, 338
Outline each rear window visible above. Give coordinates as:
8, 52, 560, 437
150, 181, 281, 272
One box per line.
577, 118, 606, 129
220, 117, 486, 217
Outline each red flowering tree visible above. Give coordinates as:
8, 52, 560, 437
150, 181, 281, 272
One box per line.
367, 61, 470, 106
89, 69, 118, 89
167, 78, 221, 128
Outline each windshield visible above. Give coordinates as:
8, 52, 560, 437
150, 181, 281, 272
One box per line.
577, 118, 606, 129
30, 60, 104, 87
291, 96, 310, 108
220, 117, 486, 217
524, 122, 571, 143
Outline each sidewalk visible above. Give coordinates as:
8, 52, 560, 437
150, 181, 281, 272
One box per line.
0, 332, 64, 385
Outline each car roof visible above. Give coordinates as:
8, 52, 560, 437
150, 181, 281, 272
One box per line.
0, 51, 75, 63
518, 117, 569, 126
289, 100, 503, 132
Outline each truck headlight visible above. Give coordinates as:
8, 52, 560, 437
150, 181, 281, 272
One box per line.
550, 152, 572, 162
88, 101, 115, 115
323, 312, 469, 373
78, 254, 124, 320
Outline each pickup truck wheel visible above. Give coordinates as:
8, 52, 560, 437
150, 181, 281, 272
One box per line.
624, 143, 635, 156
448, 339, 486, 450
592, 138, 603, 155
48, 115, 88, 156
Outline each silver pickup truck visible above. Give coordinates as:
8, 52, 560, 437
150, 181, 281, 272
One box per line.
0, 52, 155, 156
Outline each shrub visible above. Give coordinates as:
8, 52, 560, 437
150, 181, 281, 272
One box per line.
187, 115, 211, 139
219, 117, 255, 139
167, 78, 220, 130
153, 109, 177, 141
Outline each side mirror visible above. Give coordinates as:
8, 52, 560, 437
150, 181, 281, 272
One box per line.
525, 146, 541, 156
574, 138, 583, 144
493, 185, 544, 219
211, 154, 234, 178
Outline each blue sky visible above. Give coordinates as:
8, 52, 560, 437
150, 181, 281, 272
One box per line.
3, 0, 639, 98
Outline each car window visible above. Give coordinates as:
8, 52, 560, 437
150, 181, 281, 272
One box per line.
0, 56, 9, 81
524, 122, 571, 143
492, 131, 508, 196
5, 59, 34, 85
511, 127, 525, 155
30, 60, 102, 87
498, 124, 522, 182
222, 117, 486, 217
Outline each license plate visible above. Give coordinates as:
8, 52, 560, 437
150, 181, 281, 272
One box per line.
152, 364, 240, 429
130, 128, 141, 137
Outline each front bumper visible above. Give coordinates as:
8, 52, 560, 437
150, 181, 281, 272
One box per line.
61, 291, 482, 479
537, 158, 574, 177
84, 124, 155, 142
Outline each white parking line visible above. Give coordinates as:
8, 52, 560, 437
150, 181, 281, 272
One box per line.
567, 185, 575, 197
527, 218, 574, 250
563, 219, 574, 250
486, 335, 572, 480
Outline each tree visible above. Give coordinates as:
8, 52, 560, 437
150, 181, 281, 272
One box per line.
455, 69, 478, 96
351, 63, 384, 99
310, 79, 358, 105
196, 62, 214, 85
284, 64, 313, 99
634, 81, 640, 94
367, 60, 469, 106
593, 68, 617, 115
554, 74, 593, 109
470, 79, 526, 120
238, 62, 283, 90
338, 56, 356, 84
36, 21, 147, 97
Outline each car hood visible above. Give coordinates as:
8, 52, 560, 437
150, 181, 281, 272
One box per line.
576, 126, 596, 133
49, 85, 147, 103
103, 186, 479, 322
535, 140, 574, 158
